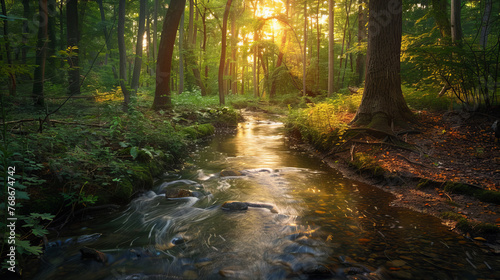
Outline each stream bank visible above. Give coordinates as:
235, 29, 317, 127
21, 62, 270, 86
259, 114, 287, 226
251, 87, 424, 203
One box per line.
285, 110, 500, 252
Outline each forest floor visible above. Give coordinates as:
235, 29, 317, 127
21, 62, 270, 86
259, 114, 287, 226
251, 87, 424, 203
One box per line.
303, 110, 500, 246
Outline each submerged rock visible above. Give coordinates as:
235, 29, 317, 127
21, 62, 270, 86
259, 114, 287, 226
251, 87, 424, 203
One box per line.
221, 201, 278, 213
221, 201, 248, 211
80, 247, 107, 263
220, 170, 243, 177
164, 188, 193, 198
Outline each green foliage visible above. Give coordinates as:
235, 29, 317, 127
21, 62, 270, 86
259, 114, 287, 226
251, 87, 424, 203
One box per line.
350, 152, 386, 177
402, 31, 500, 111
285, 94, 359, 151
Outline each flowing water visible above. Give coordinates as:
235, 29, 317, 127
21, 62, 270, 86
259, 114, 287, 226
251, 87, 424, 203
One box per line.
31, 113, 499, 280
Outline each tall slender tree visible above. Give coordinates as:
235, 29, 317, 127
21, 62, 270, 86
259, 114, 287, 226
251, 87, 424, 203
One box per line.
302, 0, 307, 96
218, 0, 234, 105
328, 0, 335, 96
33, 0, 48, 106
1, 0, 15, 95
131, 0, 147, 93
178, 12, 185, 94
67, 0, 80, 95
153, 0, 187, 110
352, 0, 413, 131
118, 0, 131, 108
451, 0, 462, 44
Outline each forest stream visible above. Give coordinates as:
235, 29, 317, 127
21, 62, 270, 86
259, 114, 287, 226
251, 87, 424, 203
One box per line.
28, 112, 499, 280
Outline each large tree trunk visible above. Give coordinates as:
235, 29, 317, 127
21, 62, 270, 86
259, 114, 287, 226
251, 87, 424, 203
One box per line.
32, 0, 48, 106
67, 0, 80, 95
328, 0, 335, 96
118, 0, 131, 107
218, 0, 233, 105
352, 0, 413, 130
131, 0, 146, 94
152, 0, 186, 110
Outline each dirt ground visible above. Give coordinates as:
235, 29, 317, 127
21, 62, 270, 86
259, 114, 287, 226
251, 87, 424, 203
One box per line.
305, 110, 500, 248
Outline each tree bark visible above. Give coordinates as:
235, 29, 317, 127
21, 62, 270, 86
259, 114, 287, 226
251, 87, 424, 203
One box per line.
328, 0, 335, 96
1, 0, 16, 95
32, 0, 48, 106
480, 0, 492, 48
67, 0, 80, 95
131, 0, 147, 94
451, 0, 462, 44
152, 0, 187, 110
118, 0, 131, 107
22, 0, 30, 64
431, 0, 451, 38
352, 0, 413, 131
178, 12, 185, 94
302, 1, 307, 96
218, 0, 234, 105
355, 0, 366, 86
153, 0, 158, 71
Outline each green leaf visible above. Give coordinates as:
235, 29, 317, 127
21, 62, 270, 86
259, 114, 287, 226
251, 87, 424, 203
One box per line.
130, 146, 138, 160
15, 191, 30, 200
16, 240, 42, 255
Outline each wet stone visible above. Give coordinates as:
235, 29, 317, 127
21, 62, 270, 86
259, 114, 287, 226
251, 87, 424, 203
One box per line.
221, 201, 248, 211
387, 259, 406, 267
80, 247, 107, 263
220, 170, 243, 177
165, 188, 193, 198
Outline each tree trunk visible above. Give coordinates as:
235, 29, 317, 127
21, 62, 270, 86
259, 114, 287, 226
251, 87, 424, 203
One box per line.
1, 0, 16, 96
218, 0, 234, 105
32, 0, 48, 106
153, 0, 158, 71
131, 0, 146, 94
230, 10, 238, 95
451, 0, 462, 44
302, 1, 307, 96
431, 0, 451, 38
352, 0, 413, 131
328, 0, 335, 96
355, 0, 366, 86
480, 0, 492, 48
153, 0, 187, 110
67, 0, 80, 95
118, 0, 131, 107
46, 0, 57, 82
178, 12, 185, 94
22, 0, 30, 64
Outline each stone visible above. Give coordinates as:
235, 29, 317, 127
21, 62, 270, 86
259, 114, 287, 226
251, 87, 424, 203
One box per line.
165, 188, 193, 198
220, 170, 243, 177
80, 247, 107, 263
221, 201, 248, 211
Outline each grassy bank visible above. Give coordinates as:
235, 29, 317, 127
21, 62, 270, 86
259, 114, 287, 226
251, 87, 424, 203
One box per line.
0, 89, 241, 262
283, 87, 500, 241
